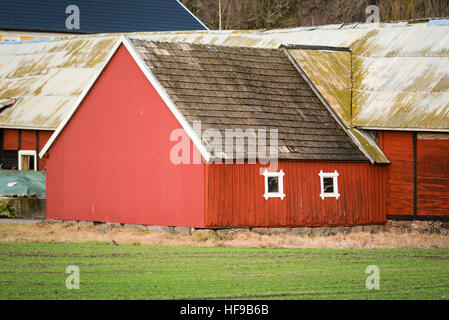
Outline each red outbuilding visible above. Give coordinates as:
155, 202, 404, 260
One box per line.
40, 37, 388, 228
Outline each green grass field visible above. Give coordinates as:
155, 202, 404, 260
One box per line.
0, 242, 448, 299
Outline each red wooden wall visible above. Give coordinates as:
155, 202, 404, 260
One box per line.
204, 160, 387, 227
378, 131, 414, 216
417, 138, 449, 216
37, 131, 53, 170
379, 131, 449, 217
2, 128, 53, 170
3, 129, 19, 150
46, 45, 205, 227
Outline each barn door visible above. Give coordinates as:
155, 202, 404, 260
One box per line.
416, 133, 449, 217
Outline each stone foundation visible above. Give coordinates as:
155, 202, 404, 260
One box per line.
42, 219, 449, 236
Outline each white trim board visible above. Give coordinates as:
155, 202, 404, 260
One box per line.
39, 36, 212, 162
357, 126, 449, 133
18, 150, 37, 171
263, 169, 285, 200
319, 170, 340, 200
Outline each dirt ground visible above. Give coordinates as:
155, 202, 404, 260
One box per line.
1, 222, 449, 249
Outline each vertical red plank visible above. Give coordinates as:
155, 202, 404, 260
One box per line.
3, 129, 18, 150
204, 164, 209, 226
417, 138, 449, 216
20, 130, 35, 150
383, 131, 414, 216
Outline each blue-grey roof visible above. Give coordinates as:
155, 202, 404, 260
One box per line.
0, 0, 208, 33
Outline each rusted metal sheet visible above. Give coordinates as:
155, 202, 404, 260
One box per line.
135, 21, 449, 131
288, 49, 352, 125
275, 21, 449, 131
0, 37, 119, 129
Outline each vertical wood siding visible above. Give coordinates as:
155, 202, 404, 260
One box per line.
38, 131, 53, 170
204, 160, 386, 227
379, 131, 449, 217
46, 45, 205, 227
1, 129, 52, 170
20, 130, 36, 150
417, 139, 449, 216
3, 129, 18, 150
379, 131, 414, 216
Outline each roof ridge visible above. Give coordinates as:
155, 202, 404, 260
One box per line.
129, 38, 281, 51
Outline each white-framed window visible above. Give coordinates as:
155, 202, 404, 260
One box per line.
263, 169, 285, 200
18, 150, 37, 171
319, 170, 340, 200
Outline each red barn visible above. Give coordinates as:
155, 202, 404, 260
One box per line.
0, 36, 120, 172
285, 22, 449, 221
40, 37, 388, 228
379, 131, 449, 220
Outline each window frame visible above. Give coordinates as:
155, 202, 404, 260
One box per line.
18, 150, 37, 171
319, 170, 340, 200
263, 169, 285, 200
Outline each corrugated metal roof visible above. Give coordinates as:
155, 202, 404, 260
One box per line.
288, 49, 352, 125
127, 22, 449, 131
0, 37, 118, 129
267, 21, 449, 131
4, 20, 448, 160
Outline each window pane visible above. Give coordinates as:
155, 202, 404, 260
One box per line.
29, 156, 35, 170
22, 155, 29, 170
268, 176, 279, 193
323, 177, 334, 193
1, 150, 18, 169
21, 155, 35, 170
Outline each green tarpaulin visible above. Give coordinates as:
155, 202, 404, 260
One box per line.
0, 169, 46, 198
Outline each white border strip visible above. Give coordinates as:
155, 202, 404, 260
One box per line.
263, 169, 285, 200
18, 150, 38, 171
0, 125, 57, 131
319, 170, 340, 200
357, 126, 449, 133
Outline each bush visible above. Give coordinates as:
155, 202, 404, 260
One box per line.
0, 198, 15, 218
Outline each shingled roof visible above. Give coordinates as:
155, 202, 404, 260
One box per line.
129, 39, 366, 161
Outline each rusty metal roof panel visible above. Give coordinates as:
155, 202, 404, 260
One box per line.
288, 49, 352, 126
2, 19, 446, 136
0, 37, 118, 129
270, 22, 449, 130
127, 23, 449, 131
